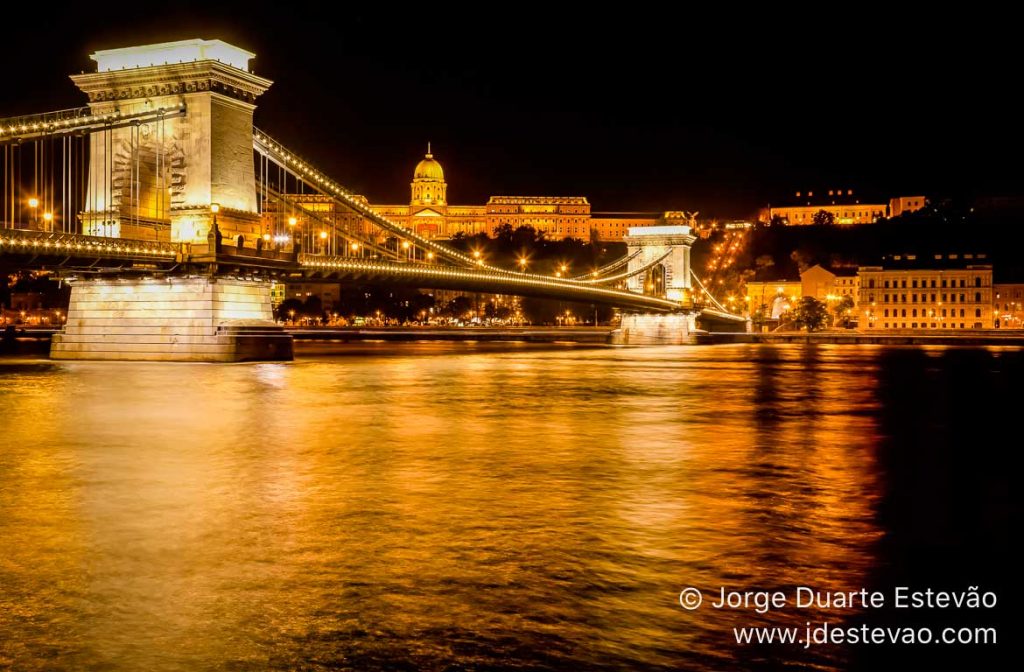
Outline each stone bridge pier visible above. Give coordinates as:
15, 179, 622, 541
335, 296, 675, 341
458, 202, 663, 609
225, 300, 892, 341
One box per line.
49, 39, 290, 362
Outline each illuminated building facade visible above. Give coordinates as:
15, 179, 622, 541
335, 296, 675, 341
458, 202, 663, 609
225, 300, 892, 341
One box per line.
744, 280, 802, 319
763, 191, 926, 225
889, 195, 927, 218
858, 254, 994, 330
292, 148, 680, 242
801, 265, 860, 305
744, 265, 859, 319
993, 283, 1024, 329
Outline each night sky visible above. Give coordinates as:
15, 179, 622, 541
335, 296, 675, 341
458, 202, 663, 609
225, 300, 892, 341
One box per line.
1, 5, 1017, 218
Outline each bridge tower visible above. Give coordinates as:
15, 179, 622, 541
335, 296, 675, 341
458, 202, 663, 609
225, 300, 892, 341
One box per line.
50, 40, 290, 362
70, 39, 271, 243
614, 225, 699, 344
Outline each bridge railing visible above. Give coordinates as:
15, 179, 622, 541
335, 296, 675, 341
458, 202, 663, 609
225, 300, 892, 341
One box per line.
0, 104, 186, 144
0, 228, 179, 259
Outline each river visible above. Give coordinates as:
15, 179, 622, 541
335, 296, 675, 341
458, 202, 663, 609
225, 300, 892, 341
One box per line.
0, 343, 1012, 670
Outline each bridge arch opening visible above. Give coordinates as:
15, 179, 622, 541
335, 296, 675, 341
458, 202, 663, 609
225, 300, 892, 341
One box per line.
644, 263, 666, 297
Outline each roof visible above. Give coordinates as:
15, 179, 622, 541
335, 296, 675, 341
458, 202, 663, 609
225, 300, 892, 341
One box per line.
860, 253, 992, 271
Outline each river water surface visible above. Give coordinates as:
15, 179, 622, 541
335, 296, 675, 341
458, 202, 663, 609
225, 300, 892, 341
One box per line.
0, 343, 1012, 670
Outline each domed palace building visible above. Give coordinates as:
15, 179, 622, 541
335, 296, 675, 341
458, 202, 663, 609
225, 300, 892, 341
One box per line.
291, 146, 687, 243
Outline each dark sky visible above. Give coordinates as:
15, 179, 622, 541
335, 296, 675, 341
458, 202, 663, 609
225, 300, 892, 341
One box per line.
1, 4, 1018, 218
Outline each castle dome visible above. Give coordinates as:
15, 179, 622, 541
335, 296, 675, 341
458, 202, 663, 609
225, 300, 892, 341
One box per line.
413, 144, 444, 182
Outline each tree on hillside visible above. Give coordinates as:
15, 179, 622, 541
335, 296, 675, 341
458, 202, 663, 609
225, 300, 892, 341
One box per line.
813, 209, 835, 226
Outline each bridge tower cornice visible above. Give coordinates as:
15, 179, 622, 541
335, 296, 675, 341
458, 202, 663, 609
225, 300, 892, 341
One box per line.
70, 60, 272, 106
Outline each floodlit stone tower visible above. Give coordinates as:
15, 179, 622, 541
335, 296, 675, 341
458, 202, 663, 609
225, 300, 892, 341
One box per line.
51, 40, 291, 362
615, 224, 699, 344
71, 39, 272, 244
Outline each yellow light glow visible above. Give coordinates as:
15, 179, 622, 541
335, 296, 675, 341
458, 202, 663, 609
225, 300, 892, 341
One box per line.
288, 216, 297, 226
42, 212, 53, 222
319, 231, 328, 240
210, 203, 220, 213
28, 197, 39, 209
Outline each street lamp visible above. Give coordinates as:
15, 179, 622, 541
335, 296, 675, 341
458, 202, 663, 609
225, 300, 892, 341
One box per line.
42, 211, 54, 231
27, 197, 39, 228
209, 203, 221, 252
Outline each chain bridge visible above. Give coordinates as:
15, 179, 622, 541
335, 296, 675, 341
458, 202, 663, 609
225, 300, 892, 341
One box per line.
1, 39, 743, 361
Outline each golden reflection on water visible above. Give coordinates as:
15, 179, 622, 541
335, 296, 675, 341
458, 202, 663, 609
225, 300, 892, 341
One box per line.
1, 345, 892, 670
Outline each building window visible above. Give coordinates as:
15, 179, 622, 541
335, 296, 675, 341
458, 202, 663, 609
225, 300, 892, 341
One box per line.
976, 308, 982, 318
960, 294, 965, 302
884, 280, 890, 288
912, 309, 918, 317
960, 309, 965, 317
975, 292, 981, 302
975, 277, 981, 287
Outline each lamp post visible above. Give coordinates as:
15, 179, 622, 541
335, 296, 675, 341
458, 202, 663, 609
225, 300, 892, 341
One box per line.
27, 197, 39, 228
288, 216, 298, 254
209, 203, 221, 253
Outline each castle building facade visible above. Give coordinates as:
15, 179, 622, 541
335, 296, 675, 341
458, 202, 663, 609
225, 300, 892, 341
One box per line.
296, 147, 683, 243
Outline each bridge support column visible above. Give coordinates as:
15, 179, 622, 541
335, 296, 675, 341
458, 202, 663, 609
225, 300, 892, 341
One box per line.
611, 312, 698, 345
50, 277, 292, 362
